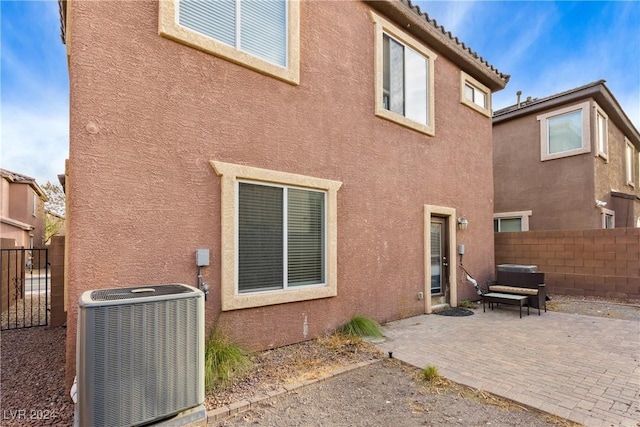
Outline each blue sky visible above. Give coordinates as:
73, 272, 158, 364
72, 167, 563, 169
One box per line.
1, 0, 639, 186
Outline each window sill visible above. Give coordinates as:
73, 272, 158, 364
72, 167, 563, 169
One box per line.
223, 285, 336, 311
375, 108, 435, 136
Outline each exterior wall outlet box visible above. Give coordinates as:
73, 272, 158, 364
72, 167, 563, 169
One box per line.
417, 291, 424, 300
458, 244, 465, 255
196, 249, 210, 267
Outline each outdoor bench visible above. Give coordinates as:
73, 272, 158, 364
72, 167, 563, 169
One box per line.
487, 271, 547, 315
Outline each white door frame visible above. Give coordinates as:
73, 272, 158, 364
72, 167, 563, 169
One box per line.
424, 205, 457, 314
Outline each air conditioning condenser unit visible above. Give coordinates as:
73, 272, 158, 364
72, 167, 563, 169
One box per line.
76, 284, 204, 427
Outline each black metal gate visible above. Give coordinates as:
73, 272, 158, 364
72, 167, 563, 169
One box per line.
0, 248, 49, 330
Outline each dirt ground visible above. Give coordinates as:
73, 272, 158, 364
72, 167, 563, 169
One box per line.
214, 359, 576, 427
0, 294, 637, 426
210, 295, 638, 426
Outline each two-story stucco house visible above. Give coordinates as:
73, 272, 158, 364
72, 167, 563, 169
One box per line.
61, 0, 508, 385
493, 81, 640, 231
0, 168, 47, 248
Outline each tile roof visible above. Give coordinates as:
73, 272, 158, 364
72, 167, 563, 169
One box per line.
0, 168, 37, 183
401, 0, 510, 85
493, 80, 607, 117
1, 168, 47, 198
492, 80, 640, 147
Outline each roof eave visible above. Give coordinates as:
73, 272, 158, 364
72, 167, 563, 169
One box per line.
493, 83, 640, 148
367, 0, 509, 92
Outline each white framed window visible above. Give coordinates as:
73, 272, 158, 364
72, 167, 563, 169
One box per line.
595, 106, 608, 161
493, 211, 532, 232
211, 161, 342, 311
601, 207, 615, 229
32, 192, 37, 217
538, 101, 591, 161
626, 138, 635, 187
372, 12, 437, 136
460, 71, 491, 117
159, 0, 300, 84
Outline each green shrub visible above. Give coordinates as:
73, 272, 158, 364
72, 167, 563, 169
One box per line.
204, 329, 250, 391
338, 315, 384, 338
422, 364, 439, 382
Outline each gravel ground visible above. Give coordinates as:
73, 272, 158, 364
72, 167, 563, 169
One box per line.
0, 294, 637, 426
215, 360, 575, 427
0, 326, 72, 426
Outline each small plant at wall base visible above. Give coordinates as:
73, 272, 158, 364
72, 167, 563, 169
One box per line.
337, 315, 384, 338
422, 364, 439, 382
204, 329, 250, 392
458, 299, 479, 309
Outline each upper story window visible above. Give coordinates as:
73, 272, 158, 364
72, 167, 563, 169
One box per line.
372, 12, 437, 136
595, 106, 608, 161
460, 71, 491, 117
537, 101, 591, 161
159, 0, 300, 84
32, 192, 37, 217
626, 138, 635, 187
211, 161, 342, 311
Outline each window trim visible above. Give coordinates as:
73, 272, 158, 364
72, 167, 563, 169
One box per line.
594, 104, 609, 162
32, 192, 37, 217
537, 101, 591, 161
159, 0, 300, 85
371, 11, 437, 136
460, 71, 491, 117
211, 161, 342, 311
625, 138, 635, 187
601, 207, 615, 229
493, 211, 532, 232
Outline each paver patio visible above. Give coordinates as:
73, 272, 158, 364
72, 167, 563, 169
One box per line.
376, 309, 640, 427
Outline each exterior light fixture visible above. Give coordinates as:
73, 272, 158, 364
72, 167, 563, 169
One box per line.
457, 217, 468, 230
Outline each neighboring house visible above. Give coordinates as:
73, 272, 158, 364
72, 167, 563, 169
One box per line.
493, 81, 640, 231
61, 0, 508, 382
0, 169, 47, 248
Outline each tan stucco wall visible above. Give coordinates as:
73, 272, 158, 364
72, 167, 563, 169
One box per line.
0, 223, 29, 247
1, 179, 10, 217
5, 183, 45, 247
494, 103, 597, 230
66, 0, 497, 386
494, 99, 640, 230
593, 111, 640, 227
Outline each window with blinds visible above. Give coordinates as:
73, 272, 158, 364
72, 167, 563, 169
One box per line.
178, 0, 287, 67
238, 182, 326, 294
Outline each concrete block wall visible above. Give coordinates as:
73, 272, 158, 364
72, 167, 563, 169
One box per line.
49, 236, 66, 327
495, 228, 640, 299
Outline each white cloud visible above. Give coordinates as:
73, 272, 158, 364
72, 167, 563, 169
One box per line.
1, 103, 68, 185
1, 1, 69, 185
